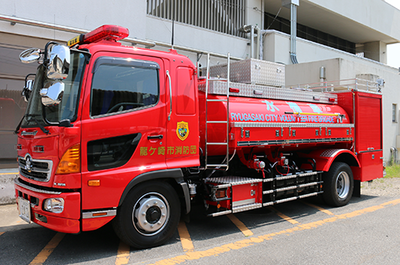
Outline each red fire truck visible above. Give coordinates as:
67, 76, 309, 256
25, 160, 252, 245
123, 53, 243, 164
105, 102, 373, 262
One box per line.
15, 25, 383, 248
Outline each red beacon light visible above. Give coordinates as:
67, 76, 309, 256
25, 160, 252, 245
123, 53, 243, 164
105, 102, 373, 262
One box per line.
68, 25, 129, 47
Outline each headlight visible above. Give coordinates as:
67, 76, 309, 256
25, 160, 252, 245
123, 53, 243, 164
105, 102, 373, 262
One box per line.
43, 198, 64, 213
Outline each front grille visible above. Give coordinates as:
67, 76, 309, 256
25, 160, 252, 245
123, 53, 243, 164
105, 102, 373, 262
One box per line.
18, 155, 53, 182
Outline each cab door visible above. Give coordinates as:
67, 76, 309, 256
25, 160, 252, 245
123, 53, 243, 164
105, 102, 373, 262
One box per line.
80, 52, 167, 210
166, 64, 200, 168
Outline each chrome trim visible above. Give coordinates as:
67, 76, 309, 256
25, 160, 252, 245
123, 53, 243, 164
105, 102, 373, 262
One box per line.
82, 209, 117, 219
18, 154, 53, 182
232, 122, 354, 128
358, 149, 383, 154
267, 171, 321, 181
213, 184, 231, 189
14, 178, 61, 195
297, 171, 320, 177
273, 181, 322, 193
206, 176, 262, 186
166, 70, 172, 121
21, 131, 38, 136
262, 191, 324, 207
232, 198, 256, 207
299, 191, 323, 199
207, 210, 232, 217
232, 203, 262, 213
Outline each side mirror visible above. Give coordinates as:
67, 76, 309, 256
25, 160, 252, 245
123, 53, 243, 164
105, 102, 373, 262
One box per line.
22, 74, 36, 102
19, 48, 41, 63
46, 45, 70, 80
40, 81, 64, 106
22, 80, 34, 102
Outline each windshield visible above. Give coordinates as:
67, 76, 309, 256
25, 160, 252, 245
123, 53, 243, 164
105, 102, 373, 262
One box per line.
22, 51, 86, 127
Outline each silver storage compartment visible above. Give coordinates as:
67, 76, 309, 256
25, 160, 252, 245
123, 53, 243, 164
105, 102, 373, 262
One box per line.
198, 80, 337, 104
208, 58, 285, 87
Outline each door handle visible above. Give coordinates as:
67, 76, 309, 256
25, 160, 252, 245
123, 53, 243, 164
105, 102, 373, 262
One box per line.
147, 135, 163, 140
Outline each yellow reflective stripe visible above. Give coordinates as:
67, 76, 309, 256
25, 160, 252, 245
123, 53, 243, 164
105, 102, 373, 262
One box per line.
115, 241, 130, 265
271, 207, 299, 225
227, 214, 253, 237
178, 221, 194, 252
302, 202, 335, 216
29, 233, 65, 265
149, 199, 400, 265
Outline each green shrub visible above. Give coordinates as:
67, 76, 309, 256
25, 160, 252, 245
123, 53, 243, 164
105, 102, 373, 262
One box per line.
385, 164, 400, 178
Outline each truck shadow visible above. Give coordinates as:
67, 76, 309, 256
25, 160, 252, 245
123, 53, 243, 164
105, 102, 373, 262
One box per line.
0, 193, 385, 264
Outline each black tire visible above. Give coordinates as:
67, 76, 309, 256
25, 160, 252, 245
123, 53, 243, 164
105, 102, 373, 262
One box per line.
323, 162, 354, 207
113, 181, 180, 248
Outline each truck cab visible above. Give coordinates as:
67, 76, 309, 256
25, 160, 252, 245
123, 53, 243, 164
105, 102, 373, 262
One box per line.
15, 25, 198, 247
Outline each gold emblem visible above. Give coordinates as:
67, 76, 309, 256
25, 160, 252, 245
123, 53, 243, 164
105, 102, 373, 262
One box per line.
176, 121, 189, 141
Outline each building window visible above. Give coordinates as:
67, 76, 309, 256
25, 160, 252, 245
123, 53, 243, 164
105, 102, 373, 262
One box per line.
147, 0, 246, 38
393, 104, 397, 123
264, 12, 356, 54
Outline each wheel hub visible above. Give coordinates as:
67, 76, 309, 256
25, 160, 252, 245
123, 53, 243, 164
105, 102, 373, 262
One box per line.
133, 193, 169, 236
336, 171, 350, 199
146, 206, 161, 223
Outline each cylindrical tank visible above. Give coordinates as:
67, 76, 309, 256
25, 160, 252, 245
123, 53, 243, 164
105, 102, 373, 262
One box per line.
200, 93, 352, 156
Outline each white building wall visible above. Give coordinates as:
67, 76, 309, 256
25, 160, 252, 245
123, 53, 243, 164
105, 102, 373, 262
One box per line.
0, 0, 147, 40
1, 0, 400, 164
263, 30, 391, 67
145, 16, 250, 63
284, 57, 400, 163
305, 0, 400, 43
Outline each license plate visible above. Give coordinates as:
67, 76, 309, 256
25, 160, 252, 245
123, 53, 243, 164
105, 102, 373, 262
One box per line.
18, 197, 31, 223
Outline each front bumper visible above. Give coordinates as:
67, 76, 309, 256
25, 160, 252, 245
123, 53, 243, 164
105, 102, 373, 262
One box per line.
14, 177, 81, 233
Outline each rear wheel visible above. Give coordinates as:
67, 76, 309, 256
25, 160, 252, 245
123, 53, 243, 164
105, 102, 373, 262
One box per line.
113, 181, 180, 248
323, 162, 354, 207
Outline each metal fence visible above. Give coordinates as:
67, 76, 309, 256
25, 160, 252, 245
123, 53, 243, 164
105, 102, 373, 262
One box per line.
147, 0, 246, 37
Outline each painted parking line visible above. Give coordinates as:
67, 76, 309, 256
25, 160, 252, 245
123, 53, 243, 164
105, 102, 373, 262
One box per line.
227, 214, 253, 237
0, 232, 4, 237
0, 172, 18, 175
302, 201, 335, 216
178, 221, 194, 252
270, 207, 300, 225
150, 198, 400, 265
115, 241, 130, 265
29, 232, 65, 265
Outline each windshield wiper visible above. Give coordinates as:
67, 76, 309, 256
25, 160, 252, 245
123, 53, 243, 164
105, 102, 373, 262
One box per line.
14, 114, 50, 135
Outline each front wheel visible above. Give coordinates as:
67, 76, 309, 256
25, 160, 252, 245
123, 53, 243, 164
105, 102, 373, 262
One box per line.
323, 162, 354, 207
113, 181, 180, 248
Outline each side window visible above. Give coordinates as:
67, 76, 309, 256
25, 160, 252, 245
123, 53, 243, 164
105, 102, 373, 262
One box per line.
91, 58, 159, 116
87, 133, 141, 171
176, 67, 195, 115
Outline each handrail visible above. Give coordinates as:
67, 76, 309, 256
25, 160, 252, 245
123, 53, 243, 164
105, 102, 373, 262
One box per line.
288, 78, 383, 93
166, 70, 172, 121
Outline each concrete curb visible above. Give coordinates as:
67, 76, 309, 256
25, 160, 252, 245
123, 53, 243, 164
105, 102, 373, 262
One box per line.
0, 170, 18, 205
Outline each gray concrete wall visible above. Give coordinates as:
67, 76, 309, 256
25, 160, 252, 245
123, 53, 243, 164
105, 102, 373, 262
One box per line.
0, 170, 18, 205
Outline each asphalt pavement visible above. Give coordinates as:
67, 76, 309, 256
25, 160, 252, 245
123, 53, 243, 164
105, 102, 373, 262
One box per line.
1, 191, 400, 265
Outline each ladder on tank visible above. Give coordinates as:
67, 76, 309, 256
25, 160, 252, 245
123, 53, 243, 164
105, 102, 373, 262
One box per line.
204, 53, 230, 170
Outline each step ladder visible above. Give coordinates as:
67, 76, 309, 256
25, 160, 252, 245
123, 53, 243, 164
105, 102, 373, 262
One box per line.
204, 53, 230, 170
